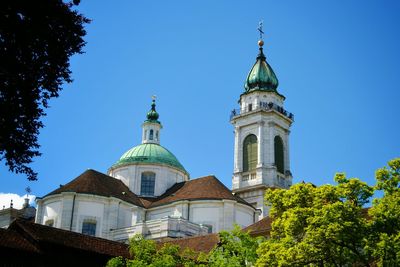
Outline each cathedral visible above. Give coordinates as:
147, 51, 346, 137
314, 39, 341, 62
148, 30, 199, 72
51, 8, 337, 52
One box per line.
34, 37, 294, 242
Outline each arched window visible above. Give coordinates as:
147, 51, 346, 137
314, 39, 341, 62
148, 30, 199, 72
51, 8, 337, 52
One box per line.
149, 129, 154, 140
155, 131, 159, 141
243, 134, 258, 172
274, 136, 284, 174
82, 220, 96, 236
141, 172, 156, 196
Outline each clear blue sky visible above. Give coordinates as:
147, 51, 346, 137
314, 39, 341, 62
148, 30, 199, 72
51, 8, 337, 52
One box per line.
1, 1, 399, 201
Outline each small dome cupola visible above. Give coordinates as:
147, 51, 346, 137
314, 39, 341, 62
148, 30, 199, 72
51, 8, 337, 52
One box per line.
142, 96, 162, 145
146, 98, 160, 123
244, 39, 279, 93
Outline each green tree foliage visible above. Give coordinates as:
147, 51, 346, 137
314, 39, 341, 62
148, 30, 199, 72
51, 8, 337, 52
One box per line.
106, 234, 200, 267
256, 158, 400, 267
208, 225, 263, 267
367, 158, 400, 266
107, 226, 262, 267
0, 0, 89, 180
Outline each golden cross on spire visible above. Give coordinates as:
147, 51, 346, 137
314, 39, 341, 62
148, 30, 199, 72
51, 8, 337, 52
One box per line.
258, 20, 264, 40
152, 95, 157, 101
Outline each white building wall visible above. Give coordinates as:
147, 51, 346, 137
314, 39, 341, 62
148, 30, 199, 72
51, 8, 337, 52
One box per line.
114, 168, 129, 189
75, 200, 104, 236
147, 207, 173, 220
235, 205, 254, 227
146, 200, 255, 234
191, 204, 221, 233
43, 200, 61, 227
36, 193, 143, 239
109, 164, 188, 197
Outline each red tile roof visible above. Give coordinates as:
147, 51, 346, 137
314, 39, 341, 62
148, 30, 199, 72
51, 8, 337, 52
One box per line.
158, 233, 219, 254
242, 216, 272, 237
43, 169, 145, 207
143, 175, 253, 208
7, 219, 130, 257
0, 228, 39, 253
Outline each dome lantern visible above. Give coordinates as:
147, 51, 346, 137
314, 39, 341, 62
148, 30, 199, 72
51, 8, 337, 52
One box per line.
142, 96, 162, 145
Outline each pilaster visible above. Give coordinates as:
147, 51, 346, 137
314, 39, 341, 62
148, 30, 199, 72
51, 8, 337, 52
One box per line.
60, 193, 76, 230
257, 121, 264, 167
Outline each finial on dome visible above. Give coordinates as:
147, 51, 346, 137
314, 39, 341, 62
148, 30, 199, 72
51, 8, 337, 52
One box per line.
257, 21, 265, 47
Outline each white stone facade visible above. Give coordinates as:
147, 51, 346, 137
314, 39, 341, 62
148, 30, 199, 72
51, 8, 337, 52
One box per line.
35, 193, 142, 239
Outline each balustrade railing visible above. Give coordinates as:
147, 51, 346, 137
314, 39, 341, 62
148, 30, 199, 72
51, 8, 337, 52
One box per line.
230, 101, 294, 121
242, 172, 257, 181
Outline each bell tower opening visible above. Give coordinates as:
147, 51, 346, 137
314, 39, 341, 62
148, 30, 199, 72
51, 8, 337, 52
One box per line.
243, 134, 258, 172
274, 135, 284, 174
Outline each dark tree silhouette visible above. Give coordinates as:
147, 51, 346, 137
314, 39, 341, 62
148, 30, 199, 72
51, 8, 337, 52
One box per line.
0, 0, 90, 180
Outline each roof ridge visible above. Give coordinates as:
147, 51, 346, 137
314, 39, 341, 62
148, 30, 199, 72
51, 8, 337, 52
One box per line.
186, 175, 217, 181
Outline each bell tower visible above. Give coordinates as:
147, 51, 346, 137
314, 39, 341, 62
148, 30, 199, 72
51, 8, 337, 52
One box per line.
231, 35, 294, 220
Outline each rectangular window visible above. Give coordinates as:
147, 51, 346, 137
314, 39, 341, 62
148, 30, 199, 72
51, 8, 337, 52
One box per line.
141, 172, 156, 196
82, 221, 96, 236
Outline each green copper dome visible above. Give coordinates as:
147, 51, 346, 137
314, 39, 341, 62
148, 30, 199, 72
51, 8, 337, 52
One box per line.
112, 143, 187, 174
244, 42, 279, 93
146, 99, 160, 123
